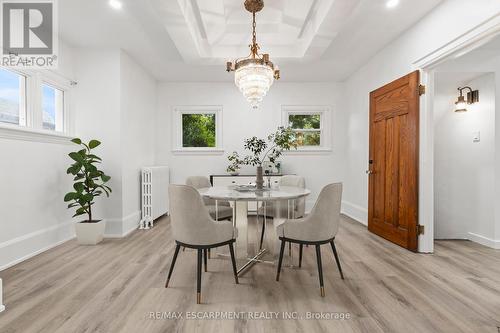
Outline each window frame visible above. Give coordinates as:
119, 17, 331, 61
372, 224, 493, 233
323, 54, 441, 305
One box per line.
0, 67, 74, 144
172, 105, 224, 154
281, 105, 332, 153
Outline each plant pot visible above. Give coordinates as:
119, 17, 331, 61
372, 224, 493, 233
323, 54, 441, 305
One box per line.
75, 219, 106, 245
256, 166, 264, 190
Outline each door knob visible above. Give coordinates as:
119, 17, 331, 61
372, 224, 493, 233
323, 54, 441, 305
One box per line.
366, 170, 374, 175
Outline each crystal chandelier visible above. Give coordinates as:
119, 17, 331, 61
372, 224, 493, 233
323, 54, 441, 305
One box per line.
226, 0, 280, 109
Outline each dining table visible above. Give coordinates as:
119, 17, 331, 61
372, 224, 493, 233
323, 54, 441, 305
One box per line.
198, 185, 311, 275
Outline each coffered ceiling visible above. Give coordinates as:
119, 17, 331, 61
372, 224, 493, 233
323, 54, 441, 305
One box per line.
59, 0, 444, 81
155, 0, 360, 64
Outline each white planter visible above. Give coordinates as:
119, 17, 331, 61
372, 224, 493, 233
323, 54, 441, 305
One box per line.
74, 220, 106, 245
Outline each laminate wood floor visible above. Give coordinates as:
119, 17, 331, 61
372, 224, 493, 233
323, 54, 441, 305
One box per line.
1, 215, 499, 333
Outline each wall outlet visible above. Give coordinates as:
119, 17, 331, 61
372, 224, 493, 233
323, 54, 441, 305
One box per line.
473, 131, 480, 143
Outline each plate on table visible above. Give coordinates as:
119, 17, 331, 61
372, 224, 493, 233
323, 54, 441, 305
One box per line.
232, 185, 270, 192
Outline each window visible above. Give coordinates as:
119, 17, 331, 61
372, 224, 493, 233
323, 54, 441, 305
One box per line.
173, 106, 223, 153
182, 113, 216, 147
42, 84, 64, 131
0, 68, 26, 126
282, 105, 331, 151
288, 114, 321, 146
0, 67, 72, 142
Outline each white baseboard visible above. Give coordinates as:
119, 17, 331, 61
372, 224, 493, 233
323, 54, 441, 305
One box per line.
0, 221, 75, 271
0, 211, 142, 272
468, 232, 500, 249
341, 200, 367, 225
104, 211, 141, 238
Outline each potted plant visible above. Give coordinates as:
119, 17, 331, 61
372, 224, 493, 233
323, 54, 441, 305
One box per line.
226, 152, 243, 175
64, 138, 112, 245
226, 127, 298, 189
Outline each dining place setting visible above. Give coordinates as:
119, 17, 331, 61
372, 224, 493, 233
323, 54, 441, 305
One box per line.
165, 127, 344, 304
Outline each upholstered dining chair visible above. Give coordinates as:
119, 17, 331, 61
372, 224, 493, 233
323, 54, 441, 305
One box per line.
165, 184, 239, 304
275, 183, 344, 297
186, 176, 233, 220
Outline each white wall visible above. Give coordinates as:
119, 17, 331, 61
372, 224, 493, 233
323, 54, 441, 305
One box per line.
342, 0, 500, 245
74, 49, 123, 228
0, 47, 158, 270
434, 73, 496, 240
75, 49, 158, 236
0, 41, 78, 270
434, 45, 500, 248
119, 52, 157, 232
156, 82, 346, 209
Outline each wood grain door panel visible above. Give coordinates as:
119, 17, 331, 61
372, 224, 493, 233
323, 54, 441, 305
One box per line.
368, 71, 419, 251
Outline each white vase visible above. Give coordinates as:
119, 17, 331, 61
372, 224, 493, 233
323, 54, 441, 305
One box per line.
74, 219, 106, 245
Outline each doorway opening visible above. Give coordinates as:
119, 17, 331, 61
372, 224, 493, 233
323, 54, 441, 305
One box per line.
432, 37, 498, 247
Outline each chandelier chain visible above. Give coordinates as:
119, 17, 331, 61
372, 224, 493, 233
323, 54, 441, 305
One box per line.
251, 11, 258, 58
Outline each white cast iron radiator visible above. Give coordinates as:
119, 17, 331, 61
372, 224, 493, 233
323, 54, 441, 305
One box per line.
139, 166, 170, 229
0, 278, 5, 312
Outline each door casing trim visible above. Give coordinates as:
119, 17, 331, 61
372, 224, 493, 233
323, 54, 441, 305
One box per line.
413, 13, 500, 253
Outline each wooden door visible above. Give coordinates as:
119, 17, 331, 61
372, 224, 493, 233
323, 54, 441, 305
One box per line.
368, 71, 420, 251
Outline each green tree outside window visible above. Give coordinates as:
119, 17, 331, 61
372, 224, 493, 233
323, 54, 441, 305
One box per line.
288, 114, 321, 146
182, 113, 216, 147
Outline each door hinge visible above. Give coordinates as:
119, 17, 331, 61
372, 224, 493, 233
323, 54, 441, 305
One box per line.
417, 225, 425, 235
418, 84, 426, 96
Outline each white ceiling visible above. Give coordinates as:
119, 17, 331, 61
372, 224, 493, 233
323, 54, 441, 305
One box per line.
59, 0, 443, 82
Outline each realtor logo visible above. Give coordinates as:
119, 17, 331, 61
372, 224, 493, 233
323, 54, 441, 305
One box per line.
1, 0, 58, 68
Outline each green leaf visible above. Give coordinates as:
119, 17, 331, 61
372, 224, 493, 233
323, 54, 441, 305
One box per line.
73, 182, 85, 193
88, 154, 102, 161
68, 152, 84, 163
64, 192, 78, 202
71, 138, 82, 145
73, 174, 84, 181
82, 193, 94, 202
89, 140, 101, 149
101, 174, 111, 182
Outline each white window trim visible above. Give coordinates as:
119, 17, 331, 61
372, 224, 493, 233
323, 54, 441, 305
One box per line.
172, 105, 224, 154
281, 105, 332, 153
0, 67, 74, 145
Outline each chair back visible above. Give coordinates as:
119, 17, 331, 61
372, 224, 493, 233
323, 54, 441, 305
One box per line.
308, 183, 343, 239
280, 175, 306, 217
168, 184, 214, 245
186, 176, 214, 205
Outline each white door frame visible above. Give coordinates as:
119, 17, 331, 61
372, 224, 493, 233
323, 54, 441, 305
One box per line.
413, 14, 500, 253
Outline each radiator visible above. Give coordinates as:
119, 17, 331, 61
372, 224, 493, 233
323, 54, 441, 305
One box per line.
0, 278, 4, 313
139, 166, 169, 229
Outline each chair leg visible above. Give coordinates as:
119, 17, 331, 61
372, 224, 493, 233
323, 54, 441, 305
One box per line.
203, 249, 208, 272
228, 242, 239, 284
315, 244, 325, 297
330, 240, 344, 280
208, 248, 211, 259
197, 249, 202, 304
276, 239, 286, 281
165, 244, 181, 288
259, 215, 266, 250
299, 244, 303, 268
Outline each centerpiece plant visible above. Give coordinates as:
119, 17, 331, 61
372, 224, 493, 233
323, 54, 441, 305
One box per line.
64, 138, 112, 245
227, 126, 298, 189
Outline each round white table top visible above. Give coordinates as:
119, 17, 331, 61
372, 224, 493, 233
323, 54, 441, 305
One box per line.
198, 185, 311, 202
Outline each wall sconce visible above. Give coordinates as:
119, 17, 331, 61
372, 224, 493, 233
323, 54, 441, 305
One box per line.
455, 86, 479, 112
